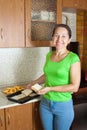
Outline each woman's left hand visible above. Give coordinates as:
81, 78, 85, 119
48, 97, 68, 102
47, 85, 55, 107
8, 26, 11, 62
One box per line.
37, 87, 51, 95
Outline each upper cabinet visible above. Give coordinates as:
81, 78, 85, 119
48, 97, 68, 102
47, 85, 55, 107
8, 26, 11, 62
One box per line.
0, 0, 62, 47
25, 0, 62, 47
0, 0, 25, 47
62, 0, 87, 10
0, 0, 87, 48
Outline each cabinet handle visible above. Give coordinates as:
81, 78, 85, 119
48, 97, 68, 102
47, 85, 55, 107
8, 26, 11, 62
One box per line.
27, 28, 31, 40
8, 114, 10, 125
1, 28, 3, 40
75, 4, 78, 6
0, 116, 3, 127
35, 108, 38, 112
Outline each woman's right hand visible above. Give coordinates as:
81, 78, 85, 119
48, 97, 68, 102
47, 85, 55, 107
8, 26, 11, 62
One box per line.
25, 83, 33, 89
25, 74, 45, 89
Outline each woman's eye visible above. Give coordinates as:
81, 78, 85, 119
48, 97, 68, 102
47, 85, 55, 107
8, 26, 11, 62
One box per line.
62, 35, 66, 38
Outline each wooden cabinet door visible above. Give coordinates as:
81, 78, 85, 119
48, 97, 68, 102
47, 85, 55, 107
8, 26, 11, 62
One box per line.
63, 0, 79, 9
25, 0, 62, 47
0, 0, 25, 47
63, 0, 87, 10
0, 109, 5, 130
25, 0, 31, 47
5, 103, 33, 130
62, 0, 75, 8
78, 0, 87, 10
75, 0, 87, 10
32, 102, 43, 130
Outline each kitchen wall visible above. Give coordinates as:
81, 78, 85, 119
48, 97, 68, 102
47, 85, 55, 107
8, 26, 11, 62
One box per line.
0, 47, 50, 88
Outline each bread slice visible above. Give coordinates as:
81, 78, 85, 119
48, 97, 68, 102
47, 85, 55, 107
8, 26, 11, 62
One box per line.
22, 89, 33, 96
11, 93, 26, 100
31, 83, 43, 92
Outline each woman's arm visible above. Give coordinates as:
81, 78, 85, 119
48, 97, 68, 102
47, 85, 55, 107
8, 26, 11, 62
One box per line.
38, 62, 81, 94
26, 74, 46, 89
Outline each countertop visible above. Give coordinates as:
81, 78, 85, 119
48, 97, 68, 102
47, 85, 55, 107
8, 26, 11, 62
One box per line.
0, 87, 87, 109
0, 89, 40, 109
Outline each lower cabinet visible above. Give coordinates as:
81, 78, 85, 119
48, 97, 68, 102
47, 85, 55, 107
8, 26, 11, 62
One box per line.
0, 101, 43, 130
0, 109, 5, 130
5, 103, 33, 130
32, 102, 43, 130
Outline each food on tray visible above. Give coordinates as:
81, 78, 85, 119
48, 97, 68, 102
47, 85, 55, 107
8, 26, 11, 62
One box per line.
29, 92, 37, 97
11, 93, 26, 100
22, 89, 33, 96
31, 83, 43, 92
3, 86, 24, 95
15, 86, 24, 91
9, 89, 35, 101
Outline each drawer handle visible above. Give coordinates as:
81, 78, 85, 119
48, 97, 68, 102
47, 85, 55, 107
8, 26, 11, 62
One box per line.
1, 28, 3, 40
27, 28, 31, 40
8, 114, 10, 125
35, 108, 38, 112
0, 116, 3, 127
75, 4, 77, 6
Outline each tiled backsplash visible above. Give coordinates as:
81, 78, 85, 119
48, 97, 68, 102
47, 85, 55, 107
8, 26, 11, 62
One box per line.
0, 47, 50, 87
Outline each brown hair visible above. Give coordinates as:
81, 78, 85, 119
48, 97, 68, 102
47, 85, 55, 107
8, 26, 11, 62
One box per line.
52, 24, 72, 38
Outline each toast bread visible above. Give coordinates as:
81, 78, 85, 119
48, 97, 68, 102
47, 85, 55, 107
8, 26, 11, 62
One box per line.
31, 83, 43, 92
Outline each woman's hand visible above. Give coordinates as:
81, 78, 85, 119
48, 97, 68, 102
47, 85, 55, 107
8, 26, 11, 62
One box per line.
25, 83, 33, 89
37, 87, 51, 95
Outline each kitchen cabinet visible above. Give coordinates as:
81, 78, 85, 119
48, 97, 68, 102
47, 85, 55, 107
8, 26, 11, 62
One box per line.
25, 0, 62, 47
5, 102, 43, 130
0, 109, 5, 130
5, 103, 33, 130
0, 101, 43, 130
32, 101, 43, 130
0, 103, 33, 130
62, 0, 87, 10
0, 0, 62, 47
0, 0, 25, 47
0, 0, 87, 48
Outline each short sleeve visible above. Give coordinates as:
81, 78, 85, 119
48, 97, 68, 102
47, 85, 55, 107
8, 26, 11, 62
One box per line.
71, 53, 80, 65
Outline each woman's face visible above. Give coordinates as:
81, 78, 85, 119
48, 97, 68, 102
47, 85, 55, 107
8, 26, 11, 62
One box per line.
52, 27, 71, 50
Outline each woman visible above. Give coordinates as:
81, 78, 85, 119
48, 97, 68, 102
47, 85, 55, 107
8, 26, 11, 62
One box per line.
26, 24, 81, 130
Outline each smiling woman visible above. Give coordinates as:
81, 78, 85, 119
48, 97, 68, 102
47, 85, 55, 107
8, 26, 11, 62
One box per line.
26, 24, 81, 130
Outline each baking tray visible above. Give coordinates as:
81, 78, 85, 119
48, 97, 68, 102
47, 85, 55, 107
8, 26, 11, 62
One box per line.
7, 91, 40, 104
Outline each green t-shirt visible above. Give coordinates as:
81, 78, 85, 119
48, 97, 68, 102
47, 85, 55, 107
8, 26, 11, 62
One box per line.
43, 51, 80, 102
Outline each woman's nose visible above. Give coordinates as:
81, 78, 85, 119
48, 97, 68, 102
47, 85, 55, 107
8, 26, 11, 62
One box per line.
56, 36, 61, 42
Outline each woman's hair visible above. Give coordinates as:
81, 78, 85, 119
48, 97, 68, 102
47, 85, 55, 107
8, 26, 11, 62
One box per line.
52, 24, 72, 38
